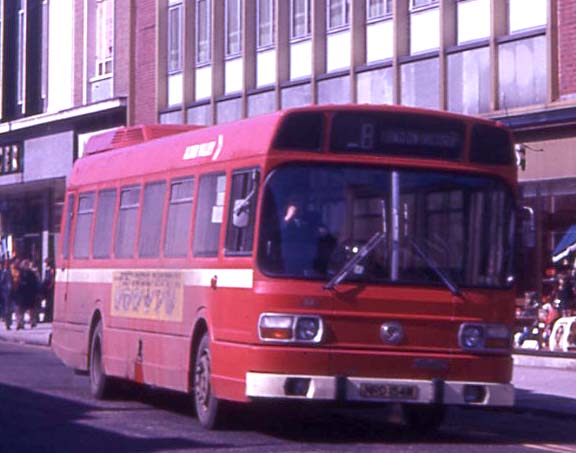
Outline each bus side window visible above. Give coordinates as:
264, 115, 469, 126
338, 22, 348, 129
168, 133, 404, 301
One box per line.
164, 177, 195, 258
193, 173, 226, 257
62, 193, 76, 260
225, 168, 260, 256
93, 189, 117, 259
138, 181, 167, 258
115, 185, 141, 258
72, 192, 95, 259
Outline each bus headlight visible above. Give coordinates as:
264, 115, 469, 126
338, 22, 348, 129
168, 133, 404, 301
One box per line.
259, 313, 324, 344
458, 323, 511, 352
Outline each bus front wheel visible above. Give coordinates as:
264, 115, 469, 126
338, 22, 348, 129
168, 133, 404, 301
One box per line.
193, 333, 227, 429
89, 320, 114, 399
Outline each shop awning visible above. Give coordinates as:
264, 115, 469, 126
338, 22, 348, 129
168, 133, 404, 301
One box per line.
553, 224, 576, 263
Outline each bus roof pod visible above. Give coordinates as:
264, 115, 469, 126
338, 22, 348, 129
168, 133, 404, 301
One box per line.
84, 124, 204, 156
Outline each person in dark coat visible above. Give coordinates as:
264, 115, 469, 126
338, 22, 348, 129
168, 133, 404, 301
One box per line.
9, 259, 23, 329
18, 259, 40, 328
1, 259, 11, 329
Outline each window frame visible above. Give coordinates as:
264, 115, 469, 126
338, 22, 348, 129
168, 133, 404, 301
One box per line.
93, 188, 118, 259
95, 0, 114, 78
73, 192, 96, 260
411, 0, 439, 10
290, 0, 311, 40
366, 0, 392, 21
62, 193, 76, 260
114, 185, 141, 259
225, 0, 243, 57
196, 0, 212, 65
327, 0, 351, 31
225, 167, 260, 256
164, 177, 196, 258
167, 2, 183, 74
193, 172, 227, 258
138, 180, 168, 258
257, 0, 275, 49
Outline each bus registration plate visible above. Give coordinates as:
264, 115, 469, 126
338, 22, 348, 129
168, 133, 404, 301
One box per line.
358, 383, 419, 401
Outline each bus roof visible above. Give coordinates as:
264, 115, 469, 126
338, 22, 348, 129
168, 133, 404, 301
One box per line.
69, 104, 510, 188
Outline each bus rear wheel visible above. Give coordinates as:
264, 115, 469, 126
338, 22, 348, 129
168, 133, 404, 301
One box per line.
89, 320, 114, 399
193, 333, 227, 429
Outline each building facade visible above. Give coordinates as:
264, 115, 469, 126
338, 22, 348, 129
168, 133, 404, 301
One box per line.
0, 0, 573, 297
0, 0, 129, 269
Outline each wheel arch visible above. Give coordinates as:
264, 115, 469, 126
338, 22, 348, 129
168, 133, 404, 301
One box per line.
189, 316, 209, 391
87, 309, 103, 370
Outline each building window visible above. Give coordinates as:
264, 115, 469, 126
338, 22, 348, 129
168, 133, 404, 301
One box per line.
193, 173, 226, 257
115, 186, 141, 258
412, 0, 438, 9
168, 2, 183, 74
508, 0, 547, 34
196, 0, 211, 64
95, 0, 114, 77
0, 144, 23, 174
328, 0, 350, 30
291, 0, 311, 39
226, 0, 243, 57
93, 189, 117, 259
258, 0, 275, 48
165, 178, 195, 257
73, 193, 95, 259
498, 35, 546, 109
457, 0, 490, 44
367, 0, 392, 20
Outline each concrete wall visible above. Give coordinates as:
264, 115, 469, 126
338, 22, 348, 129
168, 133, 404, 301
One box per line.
23, 131, 74, 182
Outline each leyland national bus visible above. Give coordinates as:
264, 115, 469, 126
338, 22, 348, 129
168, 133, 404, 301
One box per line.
53, 104, 517, 430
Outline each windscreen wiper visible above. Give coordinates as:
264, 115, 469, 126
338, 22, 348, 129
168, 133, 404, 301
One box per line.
324, 231, 387, 290
410, 239, 461, 297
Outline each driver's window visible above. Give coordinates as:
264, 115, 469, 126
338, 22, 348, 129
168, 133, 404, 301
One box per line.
225, 167, 260, 256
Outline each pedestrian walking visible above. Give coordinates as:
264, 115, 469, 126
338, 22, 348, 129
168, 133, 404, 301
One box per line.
19, 259, 40, 328
9, 258, 23, 329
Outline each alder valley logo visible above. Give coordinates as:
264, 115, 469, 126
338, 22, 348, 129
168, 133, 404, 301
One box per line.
183, 134, 224, 161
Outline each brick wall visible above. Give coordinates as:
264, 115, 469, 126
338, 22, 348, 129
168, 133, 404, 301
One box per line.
559, 0, 576, 98
132, 0, 158, 125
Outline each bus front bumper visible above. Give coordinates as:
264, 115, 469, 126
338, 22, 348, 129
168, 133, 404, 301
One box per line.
245, 372, 514, 407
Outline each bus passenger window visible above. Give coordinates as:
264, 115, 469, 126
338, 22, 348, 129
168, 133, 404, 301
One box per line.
115, 186, 141, 258
138, 181, 167, 258
73, 193, 95, 259
193, 173, 226, 257
225, 168, 260, 255
62, 194, 75, 260
164, 178, 195, 257
93, 189, 117, 259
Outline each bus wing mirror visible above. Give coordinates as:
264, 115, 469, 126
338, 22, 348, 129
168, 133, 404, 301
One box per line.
233, 198, 250, 228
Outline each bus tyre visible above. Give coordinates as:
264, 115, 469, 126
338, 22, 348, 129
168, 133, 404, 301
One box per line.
89, 321, 113, 399
193, 333, 226, 430
403, 404, 446, 433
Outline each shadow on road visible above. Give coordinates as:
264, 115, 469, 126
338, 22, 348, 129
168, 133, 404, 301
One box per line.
0, 382, 231, 453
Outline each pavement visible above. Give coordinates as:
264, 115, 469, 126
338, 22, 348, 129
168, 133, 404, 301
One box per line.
0, 321, 52, 347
